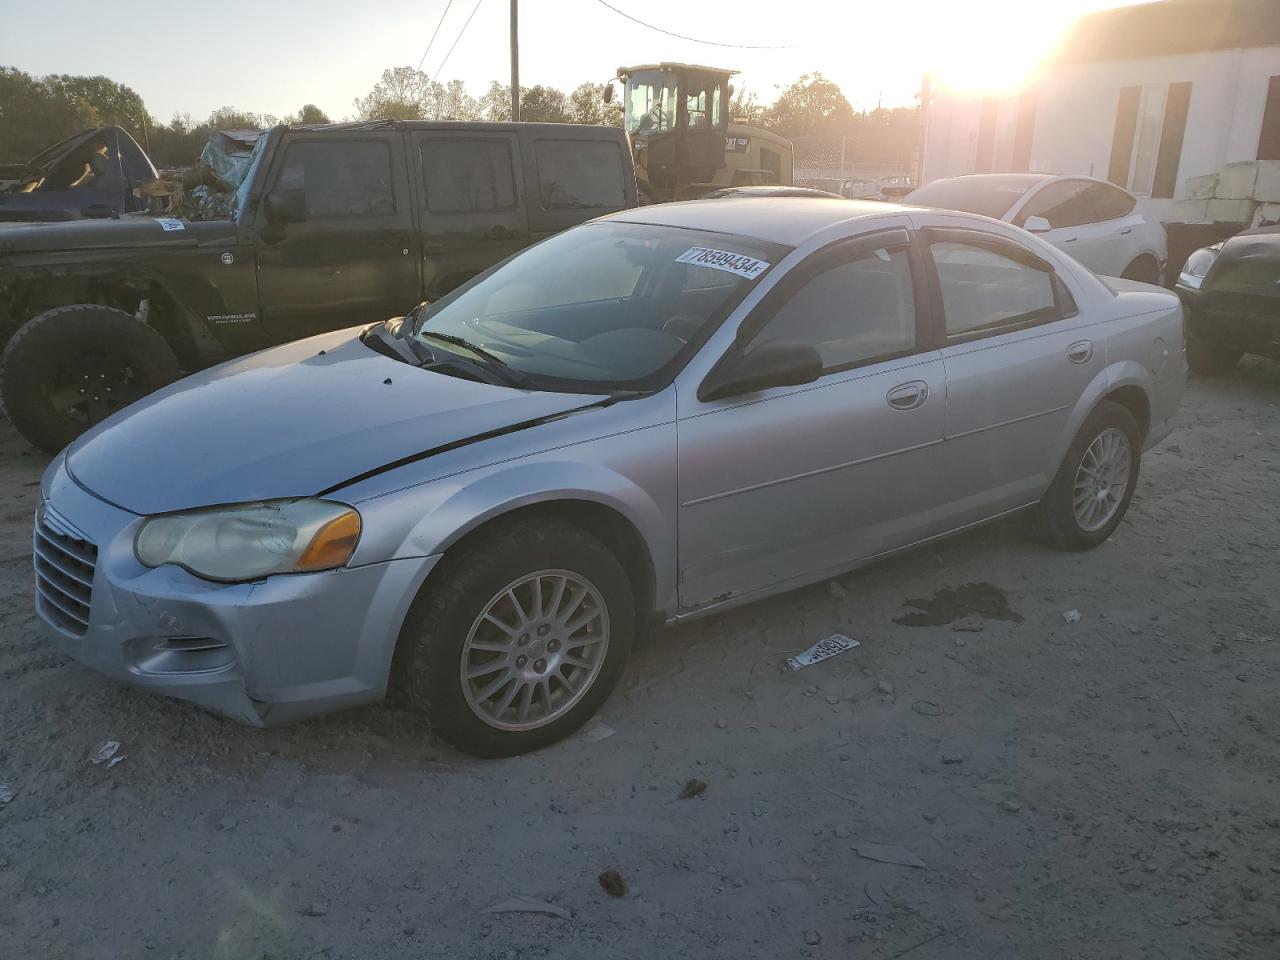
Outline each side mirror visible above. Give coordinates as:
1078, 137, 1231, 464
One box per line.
264, 189, 307, 225
602, 82, 615, 105
698, 340, 823, 402
1023, 215, 1051, 234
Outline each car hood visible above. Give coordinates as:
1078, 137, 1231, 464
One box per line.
66, 327, 605, 515
0, 213, 236, 253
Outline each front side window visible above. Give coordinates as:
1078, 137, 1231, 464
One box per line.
421, 138, 515, 213
931, 240, 1060, 337
414, 222, 786, 390
275, 140, 394, 218
752, 241, 917, 371
534, 140, 625, 209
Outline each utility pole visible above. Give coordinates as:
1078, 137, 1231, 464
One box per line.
510, 0, 520, 121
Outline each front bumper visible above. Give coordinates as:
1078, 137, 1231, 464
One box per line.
35, 457, 439, 726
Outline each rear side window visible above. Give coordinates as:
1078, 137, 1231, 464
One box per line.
931, 241, 1060, 336
1016, 180, 1094, 228
276, 140, 394, 217
1086, 183, 1137, 220
534, 140, 626, 209
422, 138, 516, 213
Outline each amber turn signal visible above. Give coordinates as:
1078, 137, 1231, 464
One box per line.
297, 509, 362, 571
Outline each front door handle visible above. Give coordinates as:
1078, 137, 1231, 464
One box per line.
1067, 340, 1094, 364
886, 381, 929, 410
1062, 236, 1078, 243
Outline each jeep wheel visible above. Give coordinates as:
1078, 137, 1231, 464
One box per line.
0, 304, 180, 454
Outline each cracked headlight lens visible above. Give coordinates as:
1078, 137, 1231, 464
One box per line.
135, 499, 361, 582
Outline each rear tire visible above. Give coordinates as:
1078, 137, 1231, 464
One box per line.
393, 518, 634, 757
1035, 401, 1142, 552
1185, 334, 1242, 376
0, 304, 180, 454
1120, 255, 1161, 285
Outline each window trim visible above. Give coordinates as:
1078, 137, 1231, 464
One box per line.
921, 227, 1077, 345
274, 136, 398, 220
729, 228, 929, 379
420, 136, 518, 214
1012, 177, 1095, 229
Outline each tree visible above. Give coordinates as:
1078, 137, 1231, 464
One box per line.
763, 73, 854, 137
437, 79, 479, 121
353, 66, 439, 121
292, 103, 331, 125
520, 85, 569, 123
729, 87, 765, 126
477, 81, 511, 121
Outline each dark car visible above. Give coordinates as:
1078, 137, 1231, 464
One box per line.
0, 126, 157, 223
1175, 225, 1280, 374
0, 120, 638, 453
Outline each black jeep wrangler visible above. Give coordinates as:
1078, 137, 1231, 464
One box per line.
0, 120, 637, 453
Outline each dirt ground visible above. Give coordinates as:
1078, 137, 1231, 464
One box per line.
1, 363, 1277, 960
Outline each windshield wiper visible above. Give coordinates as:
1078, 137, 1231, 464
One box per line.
418, 330, 531, 389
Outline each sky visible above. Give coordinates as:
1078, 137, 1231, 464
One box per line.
0, 0, 1149, 122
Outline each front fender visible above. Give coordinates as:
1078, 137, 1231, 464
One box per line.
350, 455, 677, 615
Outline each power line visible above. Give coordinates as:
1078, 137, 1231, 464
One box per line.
434, 0, 486, 78
416, 0, 456, 71
590, 0, 788, 50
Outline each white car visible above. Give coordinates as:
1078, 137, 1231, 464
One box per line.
906, 174, 1168, 282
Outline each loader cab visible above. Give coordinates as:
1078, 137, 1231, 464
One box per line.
617, 63, 732, 201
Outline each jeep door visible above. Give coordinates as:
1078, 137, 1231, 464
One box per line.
411, 130, 530, 300
255, 133, 420, 342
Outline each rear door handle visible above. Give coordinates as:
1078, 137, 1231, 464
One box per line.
886, 381, 929, 410
1067, 340, 1094, 363
1062, 236, 1078, 243
1120, 228, 1133, 235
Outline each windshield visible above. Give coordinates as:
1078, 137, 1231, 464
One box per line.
624, 71, 678, 135
414, 221, 787, 391
232, 132, 271, 223
905, 175, 1044, 219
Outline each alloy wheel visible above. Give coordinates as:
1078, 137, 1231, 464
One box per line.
1072, 427, 1132, 532
459, 570, 610, 731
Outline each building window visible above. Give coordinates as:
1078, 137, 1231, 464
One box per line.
1108, 81, 1191, 199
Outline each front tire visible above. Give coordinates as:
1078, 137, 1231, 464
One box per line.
394, 518, 634, 757
0, 304, 180, 454
1035, 401, 1142, 551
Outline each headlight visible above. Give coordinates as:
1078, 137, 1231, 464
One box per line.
135, 499, 361, 582
1178, 243, 1221, 289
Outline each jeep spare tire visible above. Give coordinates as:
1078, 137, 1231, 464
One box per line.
0, 304, 180, 454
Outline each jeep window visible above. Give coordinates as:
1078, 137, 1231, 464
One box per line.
421, 139, 516, 213
534, 140, 626, 209
275, 140, 395, 217
414, 221, 787, 391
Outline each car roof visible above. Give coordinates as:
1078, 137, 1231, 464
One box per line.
603, 197, 915, 246
923, 173, 1054, 190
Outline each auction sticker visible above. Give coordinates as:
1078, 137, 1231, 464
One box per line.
675, 246, 770, 279
786, 633, 860, 671
156, 218, 185, 232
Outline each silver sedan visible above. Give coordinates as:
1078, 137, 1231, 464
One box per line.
34, 198, 1185, 756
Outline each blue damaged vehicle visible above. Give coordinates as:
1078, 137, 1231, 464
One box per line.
34, 198, 1185, 757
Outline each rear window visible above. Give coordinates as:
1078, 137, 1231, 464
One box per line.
421, 138, 516, 213
534, 139, 626, 210
906, 177, 1039, 220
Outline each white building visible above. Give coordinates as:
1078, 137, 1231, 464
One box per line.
921, 0, 1280, 220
